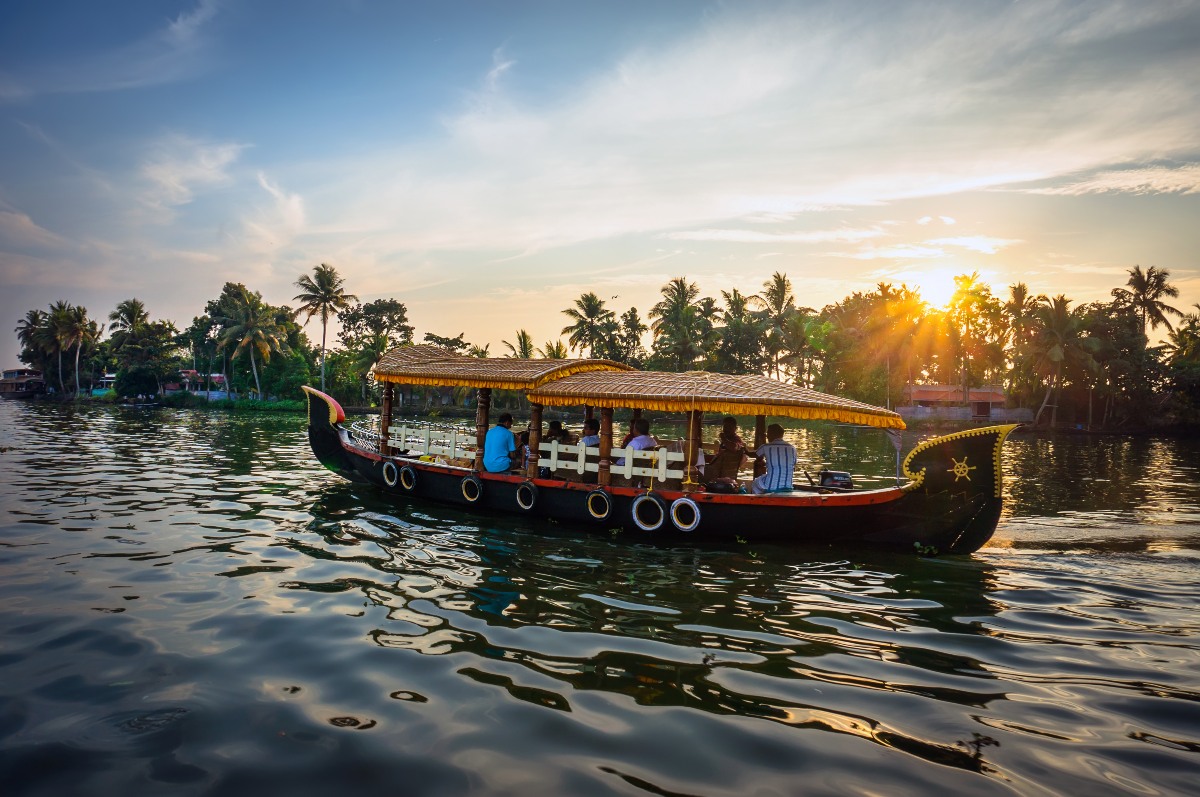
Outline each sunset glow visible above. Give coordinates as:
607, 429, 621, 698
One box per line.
1, 1, 1197, 362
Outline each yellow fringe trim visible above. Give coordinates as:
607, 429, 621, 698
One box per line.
375, 361, 629, 391
528, 394, 905, 429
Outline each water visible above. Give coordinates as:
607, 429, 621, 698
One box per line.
1, 402, 1198, 796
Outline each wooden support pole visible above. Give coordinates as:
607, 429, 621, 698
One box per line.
684, 409, 702, 491
474, 387, 491, 472
379, 382, 394, 455
585, 404, 594, 422
527, 403, 543, 478
598, 407, 614, 486
754, 415, 767, 477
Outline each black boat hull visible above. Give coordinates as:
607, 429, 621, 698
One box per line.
303, 387, 1016, 554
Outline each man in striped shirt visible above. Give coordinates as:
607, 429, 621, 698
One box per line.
752, 424, 797, 494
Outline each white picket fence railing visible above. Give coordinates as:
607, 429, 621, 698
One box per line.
386, 423, 476, 461
381, 421, 688, 480
536, 440, 686, 481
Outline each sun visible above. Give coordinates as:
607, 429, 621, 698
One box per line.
889, 266, 962, 309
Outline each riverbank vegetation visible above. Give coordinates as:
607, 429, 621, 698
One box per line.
12, 264, 1200, 430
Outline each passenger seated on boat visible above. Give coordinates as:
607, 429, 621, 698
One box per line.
517, 430, 535, 472
752, 424, 797, 494
706, 416, 748, 481
544, 420, 574, 445
580, 418, 600, 447
483, 413, 518, 473
613, 418, 659, 487
579, 419, 601, 484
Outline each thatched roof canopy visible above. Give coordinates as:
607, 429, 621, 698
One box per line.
373, 344, 633, 390
528, 370, 906, 429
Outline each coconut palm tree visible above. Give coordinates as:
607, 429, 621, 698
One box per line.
218, 288, 287, 398
948, 272, 991, 401
753, 272, 796, 378
561, 292, 616, 357
649, 277, 705, 371
294, 263, 358, 391
1111, 265, 1183, 335
502, 329, 536, 359
15, 308, 48, 357
1020, 295, 1101, 427
1004, 283, 1044, 351
61, 305, 95, 397
46, 300, 77, 394
712, 288, 767, 374
108, 298, 150, 335
537, 340, 569, 359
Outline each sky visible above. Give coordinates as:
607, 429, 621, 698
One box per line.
2, 0, 1198, 368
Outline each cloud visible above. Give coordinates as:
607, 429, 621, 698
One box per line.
1017, 163, 1200, 196
1, 0, 220, 101
926, 236, 1020, 255
139, 134, 244, 211
662, 227, 884, 244
841, 244, 948, 260
312, 0, 1200, 259
0, 208, 69, 252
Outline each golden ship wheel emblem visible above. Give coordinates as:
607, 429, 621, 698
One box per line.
948, 456, 977, 482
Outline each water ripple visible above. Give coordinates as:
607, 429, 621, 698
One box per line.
2, 403, 1199, 795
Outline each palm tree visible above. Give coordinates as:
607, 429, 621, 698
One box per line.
537, 340, 569, 359
712, 288, 767, 374
294, 263, 358, 391
108, 298, 150, 334
1111, 265, 1183, 335
218, 288, 287, 398
1020, 295, 1101, 426
61, 305, 95, 397
1004, 283, 1044, 351
649, 277, 705, 371
948, 272, 991, 401
561, 292, 616, 357
47, 300, 76, 394
753, 272, 796, 378
15, 308, 48, 357
502, 329, 536, 359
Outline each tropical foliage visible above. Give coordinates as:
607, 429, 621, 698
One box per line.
13, 263, 1196, 428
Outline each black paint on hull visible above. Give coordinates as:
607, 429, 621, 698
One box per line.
303, 386, 1015, 554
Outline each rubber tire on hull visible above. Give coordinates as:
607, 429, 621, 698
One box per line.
461, 475, 484, 503
516, 480, 538, 511
382, 461, 399, 487
631, 493, 668, 532
585, 489, 612, 522
398, 464, 417, 491
669, 496, 701, 532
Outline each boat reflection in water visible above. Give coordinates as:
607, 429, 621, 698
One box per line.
288, 489, 1009, 775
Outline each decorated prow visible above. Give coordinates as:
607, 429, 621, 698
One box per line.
301, 386, 364, 482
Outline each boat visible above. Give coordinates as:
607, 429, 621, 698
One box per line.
0, 368, 46, 400
301, 345, 1017, 554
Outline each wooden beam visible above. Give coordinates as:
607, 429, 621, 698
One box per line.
379, 382, 394, 455
684, 409, 702, 491
527, 402, 543, 478
474, 387, 491, 472
598, 407, 614, 486
754, 414, 767, 478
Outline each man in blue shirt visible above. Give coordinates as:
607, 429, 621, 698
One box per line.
752, 424, 797, 494
483, 413, 518, 473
